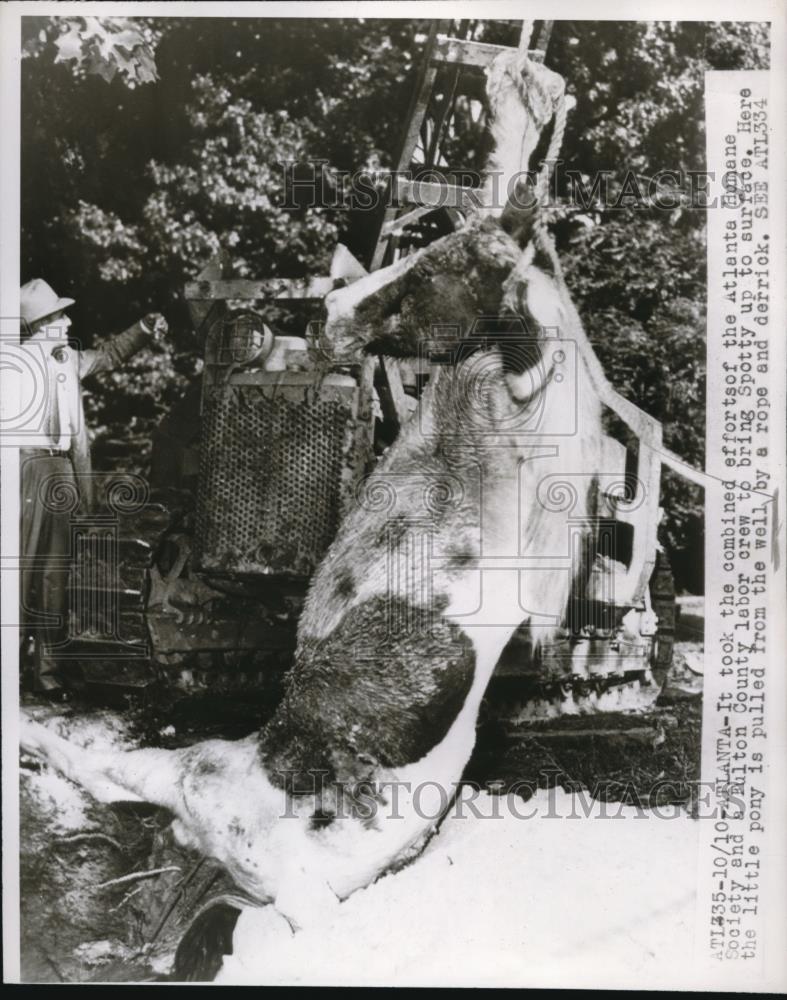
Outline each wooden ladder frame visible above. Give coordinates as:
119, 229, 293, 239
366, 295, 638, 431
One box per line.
369, 19, 554, 270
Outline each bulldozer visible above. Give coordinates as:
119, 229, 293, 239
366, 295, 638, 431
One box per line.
59, 19, 706, 725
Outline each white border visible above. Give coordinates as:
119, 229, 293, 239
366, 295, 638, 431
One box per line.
1, 1, 785, 988
0, 5, 21, 988
0, 0, 781, 22
761, 2, 787, 991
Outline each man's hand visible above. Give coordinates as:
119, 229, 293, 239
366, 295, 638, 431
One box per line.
141, 312, 169, 343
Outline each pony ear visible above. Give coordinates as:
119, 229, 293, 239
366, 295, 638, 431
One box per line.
330, 244, 368, 287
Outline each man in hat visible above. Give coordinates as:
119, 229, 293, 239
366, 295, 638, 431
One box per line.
19, 278, 168, 693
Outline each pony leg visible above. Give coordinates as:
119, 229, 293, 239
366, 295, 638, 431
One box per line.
20, 715, 181, 809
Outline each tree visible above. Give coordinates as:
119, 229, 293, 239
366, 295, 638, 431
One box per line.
20, 17, 769, 588
20, 16, 422, 470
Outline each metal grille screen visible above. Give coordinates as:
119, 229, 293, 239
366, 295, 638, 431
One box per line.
195, 382, 358, 577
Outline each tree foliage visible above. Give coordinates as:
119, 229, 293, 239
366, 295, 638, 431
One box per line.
24, 15, 161, 86
21, 17, 769, 589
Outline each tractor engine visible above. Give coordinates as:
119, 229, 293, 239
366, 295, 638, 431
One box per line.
62, 304, 376, 706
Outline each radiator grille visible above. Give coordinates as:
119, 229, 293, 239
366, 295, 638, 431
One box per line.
195, 380, 361, 577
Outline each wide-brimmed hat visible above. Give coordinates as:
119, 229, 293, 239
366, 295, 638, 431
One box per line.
20, 278, 75, 326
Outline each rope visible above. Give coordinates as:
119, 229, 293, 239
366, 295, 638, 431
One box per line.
518, 20, 535, 55
536, 88, 567, 204
533, 218, 566, 284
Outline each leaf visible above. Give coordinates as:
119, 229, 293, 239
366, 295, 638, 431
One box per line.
132, 49, 159, 86
84, 48, 118, 83
53, 22, 85, 65
109, 28, 146, 51
51, 15, 159, 86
